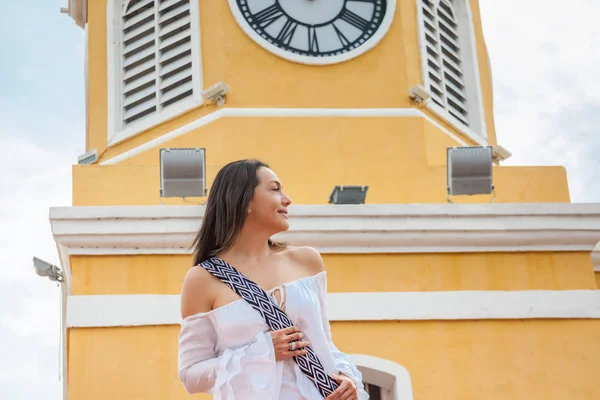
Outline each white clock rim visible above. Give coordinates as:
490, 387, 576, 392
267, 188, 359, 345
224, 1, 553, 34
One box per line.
227, 0, 397, 66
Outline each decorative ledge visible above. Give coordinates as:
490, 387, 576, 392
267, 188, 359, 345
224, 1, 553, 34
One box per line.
50, 203, 600, 255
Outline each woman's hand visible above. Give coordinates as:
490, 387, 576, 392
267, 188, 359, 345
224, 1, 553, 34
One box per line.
269, 326, 310, 361
326, 373, 358, 400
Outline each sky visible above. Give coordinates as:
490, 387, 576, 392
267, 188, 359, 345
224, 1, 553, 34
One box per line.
0, 0, 599, 398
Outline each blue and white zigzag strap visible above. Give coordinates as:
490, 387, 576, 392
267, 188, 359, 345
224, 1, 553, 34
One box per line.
201, 257, 339, 398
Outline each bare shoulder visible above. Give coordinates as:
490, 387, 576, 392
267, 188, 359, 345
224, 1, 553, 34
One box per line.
282, 245, 325, 276
180, 265, 216, 319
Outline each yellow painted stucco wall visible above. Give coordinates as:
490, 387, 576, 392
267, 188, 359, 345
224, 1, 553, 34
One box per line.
72, 117, 570, 206
69, 252, 597, 296
595, 272, 600, 288
67, 320, 600, 400
67, 252, 600, 400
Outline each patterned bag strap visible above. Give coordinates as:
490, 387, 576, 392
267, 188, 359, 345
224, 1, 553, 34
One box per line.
201, 257, 340, 398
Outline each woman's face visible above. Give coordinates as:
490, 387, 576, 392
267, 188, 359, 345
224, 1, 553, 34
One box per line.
248, 167, 292, 234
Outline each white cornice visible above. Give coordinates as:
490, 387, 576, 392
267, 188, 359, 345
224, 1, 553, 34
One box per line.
50, 203, 600, 257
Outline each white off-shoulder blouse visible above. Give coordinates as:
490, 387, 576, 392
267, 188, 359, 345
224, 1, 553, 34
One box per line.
178, 271, 369, 399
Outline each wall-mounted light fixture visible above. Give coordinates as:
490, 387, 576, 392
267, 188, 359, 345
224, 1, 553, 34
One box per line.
328, 185, 369, 205
32, 257, 64, 283
447, 146, 495, 203
160, 148, 206, 198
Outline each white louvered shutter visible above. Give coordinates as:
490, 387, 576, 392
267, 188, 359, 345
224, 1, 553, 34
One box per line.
120, 0, 194, 128
421, 0, 469, 127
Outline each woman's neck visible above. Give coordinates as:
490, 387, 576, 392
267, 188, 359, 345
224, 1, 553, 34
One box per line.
221, 225, 272, 264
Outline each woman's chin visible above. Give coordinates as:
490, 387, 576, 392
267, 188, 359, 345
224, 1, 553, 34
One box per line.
271, 221, 290, 234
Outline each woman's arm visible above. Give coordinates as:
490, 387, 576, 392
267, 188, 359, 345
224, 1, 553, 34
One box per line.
178, 315, 276, 395
177, 316, 220, 394
297, 246, 369, 399
178, 267, 278, 395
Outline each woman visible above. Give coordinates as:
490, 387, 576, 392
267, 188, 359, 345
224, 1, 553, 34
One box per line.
178, 159, 369, 399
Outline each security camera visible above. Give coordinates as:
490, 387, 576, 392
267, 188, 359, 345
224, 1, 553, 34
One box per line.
32, 257, 64, 282
202, 82, 230, 106
492, 145, 512, 162
409, 85, 431, 104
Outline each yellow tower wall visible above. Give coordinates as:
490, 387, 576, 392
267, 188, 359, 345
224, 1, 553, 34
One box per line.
85, 0, 498, 160
72, 117, 570, 206
69, 253, 597, 296
67, 320, 600, 400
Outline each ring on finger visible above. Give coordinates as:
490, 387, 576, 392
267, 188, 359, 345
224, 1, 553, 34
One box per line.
289, 341, 297, 351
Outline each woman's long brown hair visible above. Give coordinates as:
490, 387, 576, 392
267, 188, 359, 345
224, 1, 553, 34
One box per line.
191, 159, 285, 265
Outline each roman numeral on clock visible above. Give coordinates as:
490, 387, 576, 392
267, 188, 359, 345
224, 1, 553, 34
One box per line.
236, 0, 387, 58
332, 24, 350, 47
252, 4, 284, 28
339, 9, 369, 31
277, 20, 298, 45
308, 27, 319, 53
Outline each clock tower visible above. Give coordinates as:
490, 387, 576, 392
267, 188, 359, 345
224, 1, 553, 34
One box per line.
51, 1, 600, 400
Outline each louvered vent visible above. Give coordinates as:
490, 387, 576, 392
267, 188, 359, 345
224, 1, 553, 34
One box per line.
421, 0, 469, 127
120, 0, 194, 127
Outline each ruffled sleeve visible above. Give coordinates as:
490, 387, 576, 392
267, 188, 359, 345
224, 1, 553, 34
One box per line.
178, 313, 277, 397
316, 273, 370, 400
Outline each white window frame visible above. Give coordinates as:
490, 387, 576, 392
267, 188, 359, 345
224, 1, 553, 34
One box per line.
349, 354, 414, 400
84, 23, 90, 150
106, 0, 204, 147
416, 0, 488, 144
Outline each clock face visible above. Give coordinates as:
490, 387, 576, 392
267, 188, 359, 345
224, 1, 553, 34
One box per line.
228, 0, 395, 65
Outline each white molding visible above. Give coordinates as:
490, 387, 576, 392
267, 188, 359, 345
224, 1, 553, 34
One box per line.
60, 284, 68, 400
462, 0, 487, 139
106, 0, 117, 145
84, 23, 89, 152
110, 98, 205, 147
106, 0, 204, 147
68, 295, 181, 327
99, 107, 471, 164
349, 354, 413, 400
50, 203, 600, 256
57, 244, 73, 295
328, 290, 600, 320
66, 290, 600, 328
189, 0, 203, 107
416, 0, 488, 143
592, 241, 600, 272
227, 0, 397, 66
425, 101, 486, 146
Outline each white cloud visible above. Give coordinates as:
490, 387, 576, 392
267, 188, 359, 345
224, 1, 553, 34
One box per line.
480, 0, 600, 202
0, 134, 78, 400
